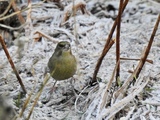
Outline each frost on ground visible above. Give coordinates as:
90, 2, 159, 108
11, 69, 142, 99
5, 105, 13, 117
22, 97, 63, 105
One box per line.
0, 0, 160, 120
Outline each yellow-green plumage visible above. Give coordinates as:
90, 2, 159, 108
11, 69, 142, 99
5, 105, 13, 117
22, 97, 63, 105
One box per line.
48, 41, 77, 80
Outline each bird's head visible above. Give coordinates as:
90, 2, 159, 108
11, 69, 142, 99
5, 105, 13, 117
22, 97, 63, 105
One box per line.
54, 41, 72, 57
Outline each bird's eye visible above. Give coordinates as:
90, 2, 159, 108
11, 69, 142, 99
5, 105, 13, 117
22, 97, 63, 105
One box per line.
58, 43, 65, 48
57, 41, 70, 50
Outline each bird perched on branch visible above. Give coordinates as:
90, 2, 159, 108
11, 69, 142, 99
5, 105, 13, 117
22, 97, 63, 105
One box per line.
48, 41, 77, 82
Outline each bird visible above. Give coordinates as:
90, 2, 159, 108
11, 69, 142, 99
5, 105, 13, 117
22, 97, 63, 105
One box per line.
48, 41, 77, 82
41, 41, 77, 103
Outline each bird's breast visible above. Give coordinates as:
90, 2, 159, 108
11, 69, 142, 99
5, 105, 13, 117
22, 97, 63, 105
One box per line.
51, 55, 77, 80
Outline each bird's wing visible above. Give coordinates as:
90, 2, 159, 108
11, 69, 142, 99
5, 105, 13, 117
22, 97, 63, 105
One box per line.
48, 54, 57, 76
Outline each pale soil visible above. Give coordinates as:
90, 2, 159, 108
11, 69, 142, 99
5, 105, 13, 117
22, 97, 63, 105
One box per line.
0, 0, 160, 120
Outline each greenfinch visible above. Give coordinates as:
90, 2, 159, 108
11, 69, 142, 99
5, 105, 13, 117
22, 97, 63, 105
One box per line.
48, 41, 77, 81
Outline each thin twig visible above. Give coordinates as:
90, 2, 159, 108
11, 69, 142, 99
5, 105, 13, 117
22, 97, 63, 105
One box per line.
11, 0, 25, 24
19, 92, 32, 117
99, 60, 120, 112
0, 35, 27, 94
19, 67, 37, 117
114, 14, 160, 101
135, 14, 160, 77
26, 74, 51, 120
100, 76, 150, 119
116, 0, 123, 85
34, 31, 58, 43
72, 0, 79, 45
0, 6, 29, 21
120, 57, 153, 64
75, 85, 90, 113
92, 0, 129, 83
0, 0, 14, 17
27, 61, 57, 119
92, 39, 115, 84
0, 0, 46, 21
0, 23, 27, 30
